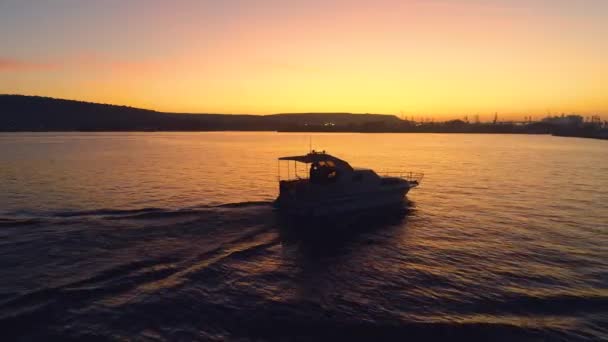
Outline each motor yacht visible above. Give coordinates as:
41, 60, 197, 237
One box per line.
275, 151, 423, 216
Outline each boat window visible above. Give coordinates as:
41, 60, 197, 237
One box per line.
316, 160, 336, 167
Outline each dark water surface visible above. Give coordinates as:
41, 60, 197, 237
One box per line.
1, 132, 607, 341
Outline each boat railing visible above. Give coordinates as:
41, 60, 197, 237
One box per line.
381, 171, 424, 184
278, 160, 310, 181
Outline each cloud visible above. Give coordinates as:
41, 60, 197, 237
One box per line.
72, 54, 162, 74
0, 55, 162, 74
0, 58, 59, 72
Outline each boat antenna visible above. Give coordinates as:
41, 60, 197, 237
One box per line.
309, 136, 312, 153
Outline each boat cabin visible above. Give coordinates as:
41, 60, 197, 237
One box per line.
279, 151, 354, 183
278, 151, 422, 187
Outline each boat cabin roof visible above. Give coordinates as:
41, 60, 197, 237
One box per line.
279, 151, 353, 172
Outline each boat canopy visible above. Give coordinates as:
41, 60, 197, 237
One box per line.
279, 151, 353, 172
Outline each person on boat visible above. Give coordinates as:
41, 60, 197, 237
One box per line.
310, 163, 319, 182
318, 163, 330, 181
310, 162, 330, 184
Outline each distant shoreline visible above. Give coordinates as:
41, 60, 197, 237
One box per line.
1, 131, 607, 141
1, 95, 606, 140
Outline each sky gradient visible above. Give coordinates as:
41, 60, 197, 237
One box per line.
1, 0, 607, 119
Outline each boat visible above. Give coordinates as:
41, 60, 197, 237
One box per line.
275, 151, 423, 216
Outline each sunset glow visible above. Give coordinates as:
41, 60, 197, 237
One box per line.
1, 0, 607, 119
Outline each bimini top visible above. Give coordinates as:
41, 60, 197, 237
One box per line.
279, 151, 354, 171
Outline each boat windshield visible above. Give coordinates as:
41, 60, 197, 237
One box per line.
310, 162, 339, 184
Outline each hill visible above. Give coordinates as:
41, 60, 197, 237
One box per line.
0, 95, 400, 131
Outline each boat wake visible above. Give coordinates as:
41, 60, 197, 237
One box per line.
0, 201, 276, 224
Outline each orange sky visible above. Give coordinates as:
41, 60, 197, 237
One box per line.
0, 0, 606, 119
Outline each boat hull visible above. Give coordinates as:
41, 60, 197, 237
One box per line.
276, 186, 410, 217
